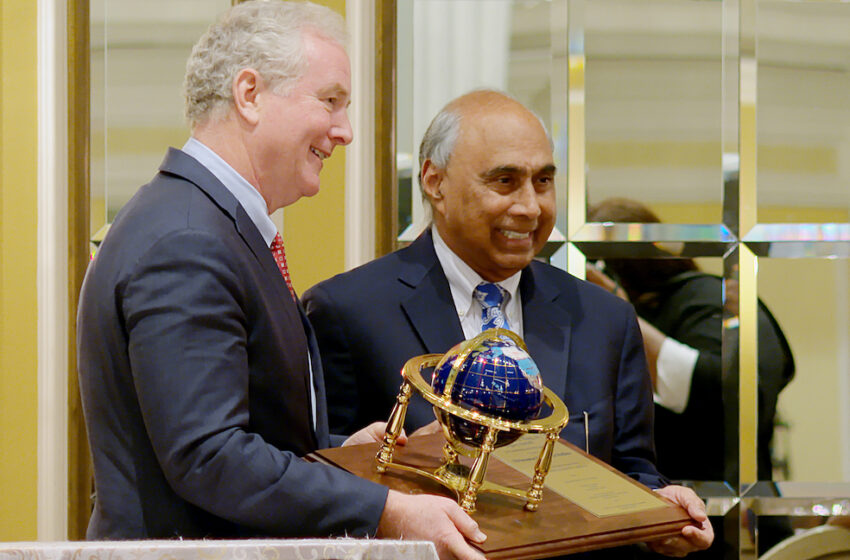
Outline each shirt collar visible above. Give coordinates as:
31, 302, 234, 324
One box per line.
431, 225, 522, 315
182, 137, 278, 247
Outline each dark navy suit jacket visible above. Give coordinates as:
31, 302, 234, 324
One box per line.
304, 229, 667, 489
77, 148, 387, 539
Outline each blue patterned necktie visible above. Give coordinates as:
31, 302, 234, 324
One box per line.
473, 282, 509, 331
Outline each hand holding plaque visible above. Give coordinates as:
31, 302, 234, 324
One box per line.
310, 329, 696, 558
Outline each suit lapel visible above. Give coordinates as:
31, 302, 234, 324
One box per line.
520, 264, 571, 399
159, 148, 293, 302
233, 205, 288, 290
160, 147, 240, 219
160, 148, 315, 442
399, 232, 465, 354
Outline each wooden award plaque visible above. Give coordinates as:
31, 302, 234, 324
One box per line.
308, 433, 694, 559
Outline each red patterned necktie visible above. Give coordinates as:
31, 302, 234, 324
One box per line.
270, 233, 296, 301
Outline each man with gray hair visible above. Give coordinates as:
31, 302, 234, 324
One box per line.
304, 89, 714, 557
77, 2, 487, 557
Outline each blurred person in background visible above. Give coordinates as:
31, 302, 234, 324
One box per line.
586, 197, 795, 557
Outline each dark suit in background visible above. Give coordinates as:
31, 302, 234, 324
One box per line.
77, 149, 386, 538
587, 196, 793, 558
636, 271, 795, 558
639, 271, 795, 484
303, 229, 667, 490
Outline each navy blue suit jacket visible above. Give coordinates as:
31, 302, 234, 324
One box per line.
77, 148, 387, 539
303, 229, 666, 489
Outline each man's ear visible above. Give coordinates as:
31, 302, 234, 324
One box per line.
232, 68, 263, 126
421, 159, 445, 205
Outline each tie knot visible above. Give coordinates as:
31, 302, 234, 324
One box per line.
271, 232, 285, 252
270, 233, 296, 301
474, 282, 505, 308
473, 283, 510, 332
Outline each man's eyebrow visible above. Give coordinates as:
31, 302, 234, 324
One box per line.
479, 164, 557, 180
479, 165, 522, 180
319, 83, 350, 100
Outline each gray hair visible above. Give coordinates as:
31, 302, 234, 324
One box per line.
417, 90, 553, 199
418, 109, 462, 181
183, 0, 347, 129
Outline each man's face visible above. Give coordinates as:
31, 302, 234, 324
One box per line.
425, 108, 556, 282
249, 31, 352, 212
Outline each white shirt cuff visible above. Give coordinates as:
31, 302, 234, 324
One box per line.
653, 337, 699, 414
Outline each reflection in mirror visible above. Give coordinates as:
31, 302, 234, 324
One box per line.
743, 224, 850, 258
758, 258, 850, 484
601, 255, 730, 483
90, 0, 230, 237
580, 236, 745, 556
756, 1, 850, 224
744, 487, 850, 559
583, 0, 724, 223
583, 200, 738, 486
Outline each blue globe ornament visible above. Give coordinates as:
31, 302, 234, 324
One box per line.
431, 329, 544, 448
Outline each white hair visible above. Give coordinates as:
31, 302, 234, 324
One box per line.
183, 0, 347, 129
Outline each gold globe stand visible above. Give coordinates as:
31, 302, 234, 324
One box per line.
376, 330, 569, 513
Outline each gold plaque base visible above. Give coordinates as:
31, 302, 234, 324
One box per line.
308, 433, 695, 559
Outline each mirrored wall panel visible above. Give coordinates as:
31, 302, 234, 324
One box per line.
584, 0, 726, 223
758, 257, 849, 484
755, 1, 850, 225
743, 484, 850, 559
90, 0, 230, 238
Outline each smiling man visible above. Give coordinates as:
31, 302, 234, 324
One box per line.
303, 90, 713, 558
76, 3, 487, 557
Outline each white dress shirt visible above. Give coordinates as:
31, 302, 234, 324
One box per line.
431, 226, 523, 339
654, 337, 699, 414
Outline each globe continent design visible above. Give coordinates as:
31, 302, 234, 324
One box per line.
431, 333, 544, 448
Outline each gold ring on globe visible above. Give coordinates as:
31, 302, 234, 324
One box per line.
376, 328, 569, 513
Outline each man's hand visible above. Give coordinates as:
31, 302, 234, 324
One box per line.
648, 485, 714, 557
342, 421, 408, 447
377, 489, 487, 560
